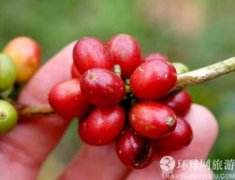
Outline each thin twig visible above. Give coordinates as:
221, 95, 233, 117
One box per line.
15, 103, 54, 117
172, 57, 235, 91
16, 57, 235, 117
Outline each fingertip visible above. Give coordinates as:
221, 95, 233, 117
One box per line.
59, 144, 129, 180
171, 163, 214, 180
186, 104, 219, 147
170, 104, 219, 159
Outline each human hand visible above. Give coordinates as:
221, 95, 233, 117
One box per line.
0, 43, 218, 180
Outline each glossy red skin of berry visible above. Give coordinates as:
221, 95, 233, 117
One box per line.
162, 91, 192, 115
130, 60, 177, 100
73, 37, 114, 74
155, 116, 193, 151
115, 128, 153, 169
144, 53, 169, 62
108, 34, 142, 78
71, 64, 81, 79
129, 102, 177, 139
79, 105, 125, 146
80, 68, 126, 107
48, 79, 90, 119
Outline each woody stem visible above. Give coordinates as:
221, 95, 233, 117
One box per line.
16, 56, 235, 117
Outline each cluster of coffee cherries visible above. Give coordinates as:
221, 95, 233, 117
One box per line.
49, 34, 193, 169
0, 37, 41, 135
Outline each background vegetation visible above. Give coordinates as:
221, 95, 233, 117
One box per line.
1, 0, 235, 179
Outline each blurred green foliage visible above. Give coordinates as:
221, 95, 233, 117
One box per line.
1, 0, 235, 178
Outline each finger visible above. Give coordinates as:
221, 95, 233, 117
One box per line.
170, 104, 219, 159
0, 42, 75, 179
59, 144, 130, 180
126, 163, 213, 180
126, 104, 218, 179
166, 163, 214, 180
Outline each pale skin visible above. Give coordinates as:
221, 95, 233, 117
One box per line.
0, 43, 218, 180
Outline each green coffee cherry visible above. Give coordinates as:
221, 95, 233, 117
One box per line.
172, 62, 189, 74
0, 100, 18, 135
0, 53, 16, 91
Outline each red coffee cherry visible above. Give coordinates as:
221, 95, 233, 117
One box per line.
155, 116, 193, 151
80, 68, 126, 107
129, 102, 177, 139
73, 37, 114, 74
144, 53, 169, 62
108, 34, 142, 78
79, 105, 125, 146
71, 64, 81, 79
48, 79, 90, 119
130, 60, 177, 100
162, 91, 192, 115
115, 128, 153, 169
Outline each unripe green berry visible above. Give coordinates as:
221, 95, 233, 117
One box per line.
0, 100, 18, 135
172, 62, 189, 74
0, 53, 16, 91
